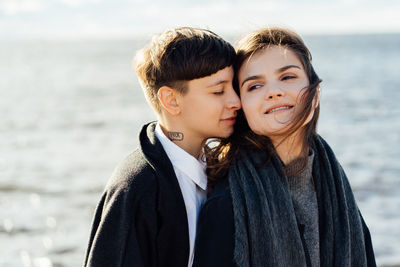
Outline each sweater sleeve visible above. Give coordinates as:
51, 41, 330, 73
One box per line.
193, 179, 235, 267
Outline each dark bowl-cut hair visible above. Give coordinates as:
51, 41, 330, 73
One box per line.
205, 27, 322, 187
134, 27, 236, 114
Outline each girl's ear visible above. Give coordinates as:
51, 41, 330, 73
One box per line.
158, 86, 181, 116
313, 83, 321, 109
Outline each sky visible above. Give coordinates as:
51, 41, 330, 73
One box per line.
1, 0, 400, 40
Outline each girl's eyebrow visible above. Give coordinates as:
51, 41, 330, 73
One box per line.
240, 75, 263, 87
241, 65, 301, 87
276, 65, 301, 74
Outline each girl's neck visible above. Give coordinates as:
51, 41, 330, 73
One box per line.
272, 132, 306, 165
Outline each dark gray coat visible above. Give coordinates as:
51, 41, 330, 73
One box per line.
84, 122, 189, 267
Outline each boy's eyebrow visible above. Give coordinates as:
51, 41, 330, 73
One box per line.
207, 80, 229, 88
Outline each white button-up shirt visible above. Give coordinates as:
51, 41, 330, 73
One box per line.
155, 123, 207, 267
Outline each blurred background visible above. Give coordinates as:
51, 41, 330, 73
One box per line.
1, 0, 399, 266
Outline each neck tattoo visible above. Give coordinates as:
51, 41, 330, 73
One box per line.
168, 131, 184, 141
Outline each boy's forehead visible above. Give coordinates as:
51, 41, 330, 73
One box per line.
211, 66, 234, 80
193, 66, 234, 87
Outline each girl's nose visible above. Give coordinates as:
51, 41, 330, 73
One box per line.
265, 86, 285, 100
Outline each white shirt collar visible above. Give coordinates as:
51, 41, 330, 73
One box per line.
155, 123, 207, 190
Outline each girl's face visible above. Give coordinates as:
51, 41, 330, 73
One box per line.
238, 45, 318, 139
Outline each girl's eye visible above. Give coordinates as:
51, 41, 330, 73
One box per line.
281, 75, 296, 81
248, 84, 262, 91
213, 91, 224, 95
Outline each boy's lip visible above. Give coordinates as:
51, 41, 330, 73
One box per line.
265, 104, 294, 114
221, 115, 237, 121
220, 115, 237, 125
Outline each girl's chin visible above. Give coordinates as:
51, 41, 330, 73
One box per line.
269, 114, 293, 125
252, 123, 295, 137
254, 129, 287, 137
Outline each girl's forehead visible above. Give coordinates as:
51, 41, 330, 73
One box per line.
239, 46, 301, 74
251, 46, 297, 62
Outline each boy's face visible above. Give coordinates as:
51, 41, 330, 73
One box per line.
178, 66, 241, 141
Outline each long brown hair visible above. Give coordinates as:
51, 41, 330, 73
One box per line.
206, 27, 322, 187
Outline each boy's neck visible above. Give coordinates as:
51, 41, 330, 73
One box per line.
158, 121, 203, 160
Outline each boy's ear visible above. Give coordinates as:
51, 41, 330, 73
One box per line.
158, 86, 181, 115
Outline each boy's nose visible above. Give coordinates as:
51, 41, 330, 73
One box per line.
228, 92, 241, 110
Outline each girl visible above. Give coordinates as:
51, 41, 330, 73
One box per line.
193, 28, 376, 267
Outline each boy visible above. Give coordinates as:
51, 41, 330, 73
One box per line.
83, 27, 241, 267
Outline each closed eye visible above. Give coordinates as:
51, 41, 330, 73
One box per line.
213, 91, 224, 95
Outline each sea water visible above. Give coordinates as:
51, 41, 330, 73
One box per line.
1, 34, 399, 266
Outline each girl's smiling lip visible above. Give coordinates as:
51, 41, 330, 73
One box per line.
265, 104, 294, 114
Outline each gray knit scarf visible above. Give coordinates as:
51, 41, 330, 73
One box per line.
229, 135, 376, 267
